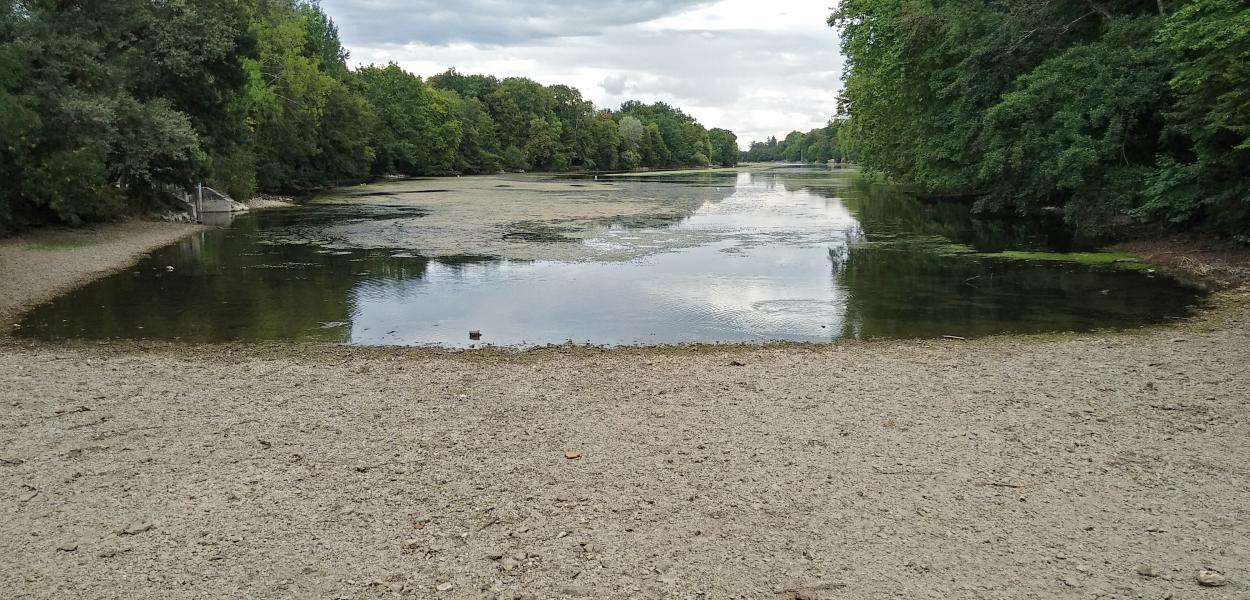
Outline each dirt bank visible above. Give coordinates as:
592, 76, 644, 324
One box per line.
1, 292, 1247, 599
0, 220, 204, 325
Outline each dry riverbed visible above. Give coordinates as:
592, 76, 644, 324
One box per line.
1, 219, 1248, 599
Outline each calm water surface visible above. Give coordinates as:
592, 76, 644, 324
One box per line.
18, 169, 1204, 346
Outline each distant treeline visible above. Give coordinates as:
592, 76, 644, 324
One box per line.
740, 121, 845, 164
0, 0, 737, 233
831, 0, 1250, 236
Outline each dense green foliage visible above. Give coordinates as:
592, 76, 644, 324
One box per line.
742, 121, 845, 163
0, 1, 731, 233
831, 0, 1250, 235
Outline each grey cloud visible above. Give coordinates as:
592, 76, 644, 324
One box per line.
599, 74, 628, 96
321, 0, 714, 46
323, 0, 843, 146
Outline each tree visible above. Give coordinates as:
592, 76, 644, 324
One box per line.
830, 0, 1250, 235
584, 111, 623, 171
1142, 0, 1250, 230
708, 128, 738, 166
354, 64, 460, 176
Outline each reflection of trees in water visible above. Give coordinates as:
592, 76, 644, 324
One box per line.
827, 222, 865, 278
19, 220, 488, 342
786, 176, 1096, 253
834, 244, 1198, 340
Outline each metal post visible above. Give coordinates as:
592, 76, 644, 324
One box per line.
196, 183, 203, 223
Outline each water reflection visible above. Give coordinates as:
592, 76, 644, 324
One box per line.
17, 169, 1203, 346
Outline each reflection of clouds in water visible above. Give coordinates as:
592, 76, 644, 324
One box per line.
638, 244, 848, 339
343, 171, 866, 345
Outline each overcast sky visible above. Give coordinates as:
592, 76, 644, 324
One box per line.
319, 0, 844, 148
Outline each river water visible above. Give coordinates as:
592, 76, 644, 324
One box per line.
17, 168, 1204, 347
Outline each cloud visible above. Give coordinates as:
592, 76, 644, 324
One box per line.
599, 74, 628, 97
322, 0, 715, 45
321, 0, 844, 147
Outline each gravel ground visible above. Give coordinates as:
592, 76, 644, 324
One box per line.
1, 293, 1247, 599
0, 220, 204, 325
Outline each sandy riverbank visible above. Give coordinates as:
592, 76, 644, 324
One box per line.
1, 294, 1247, 599
1, 217, 1248, 598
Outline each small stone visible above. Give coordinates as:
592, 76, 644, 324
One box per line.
654, 560, 675, 574
402, 539, 419, 550
511, 551, 526, 561
56, 542, 78, 552
557, 583, 591, 597
500, 558, 520, 571
485, 551, 504, 560
1136, 563, 1159, 578
1196, 569, 1229, 587
165, 265, 175, 272
118, 522, 153, 536
563, 451, 582, 460
435, 582, 454, 592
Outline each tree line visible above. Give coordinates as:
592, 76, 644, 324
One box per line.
0, 0, 737, 233
740, 121, 846, 164
831, 0, 1249, 236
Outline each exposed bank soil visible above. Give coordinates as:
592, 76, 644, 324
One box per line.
0, 222, 1248, 598
0, 220, 205, 325
1115, 237, 1250, 290
304, 175, 734, 262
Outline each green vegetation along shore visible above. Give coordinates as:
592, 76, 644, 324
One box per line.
830, 0, 1250, 238
0, 0, 738, 234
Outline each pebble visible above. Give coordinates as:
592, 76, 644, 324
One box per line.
402, 539, 419, 550
654, 560, 675, 574
557, 583, 591, 597
1136, 563, 1160, 578
117, 522, 153, 536
56, 542, 78, 552
1196, 569, 1229, 587
435, 582, 454, 592
500, 558, 520, 572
